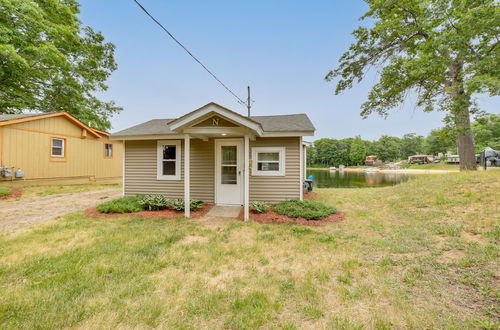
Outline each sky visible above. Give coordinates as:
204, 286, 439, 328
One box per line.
78, 0, 499, 141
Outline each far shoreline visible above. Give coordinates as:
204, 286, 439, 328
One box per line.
307, 167, 459, 174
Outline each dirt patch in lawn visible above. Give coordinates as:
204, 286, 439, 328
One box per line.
437, 249, 467, 263
85, 203, 213, 219
241, 209, 344, 226
0, 188, 22, 200
178, 235, 209, 245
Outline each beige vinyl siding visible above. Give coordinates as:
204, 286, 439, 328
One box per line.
124, 137, 301, 203
124, 139, 215, 201
124, 140, 184, 198
250, 137, 301, 203
1, 117, 122, 181
190, 139, 214, 202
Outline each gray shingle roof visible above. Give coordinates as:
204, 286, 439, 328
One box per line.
251, 114, 315, 132
112, 114, 315, 137
113, 119, 175, 136
0, 113, 46, 122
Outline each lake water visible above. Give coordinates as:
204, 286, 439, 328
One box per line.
307, 169, 412, 188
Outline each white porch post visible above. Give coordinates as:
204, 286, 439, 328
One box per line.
184, 134, 190, 217
122, 140, 126, 197
244, 134, 250, 221
299, 137, 304, 200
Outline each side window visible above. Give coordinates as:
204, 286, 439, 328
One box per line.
157, 140, 181, 180
51, 138, 65, 157
252, 147, 285, 176
104, 143, 113, 157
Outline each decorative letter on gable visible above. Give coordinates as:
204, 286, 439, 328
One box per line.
193, 116, 239, 128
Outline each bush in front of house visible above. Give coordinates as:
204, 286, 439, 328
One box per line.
167, 199, 204, 211
275, 199, 336, 220
0, 186, 11, 197
139, 194, 169, 210
96, 195, 144, 213
250, 201, 270, 213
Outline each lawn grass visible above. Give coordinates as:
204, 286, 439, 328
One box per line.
0, 172, 498, 328
404, 163, 460, 170
20, 183, 120, 198
0, 186, 11, 197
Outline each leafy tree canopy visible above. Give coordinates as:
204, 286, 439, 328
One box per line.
401, 133, 425, 159
349, 136, 368, 164
326, 0, 499, 170
307, 114, 500, 167
472, 113, 500, 151
0, 0, 121, 130
424, 127, 457, 155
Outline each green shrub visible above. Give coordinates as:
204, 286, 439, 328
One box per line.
275, 200, 336, 220
96, 195, 144, 213
139, 194, 169, 210
167, 199, 204, 211
0, 186, 11, 197
250, 201, 269, 213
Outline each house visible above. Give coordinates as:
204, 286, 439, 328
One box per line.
111, 102, 315, 220
364, 155, 382, 166
0, 112, 123, 184
446, 154, 481, 164
408, 154, 434, 164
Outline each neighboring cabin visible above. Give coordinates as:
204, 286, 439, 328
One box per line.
0, 112, 122, 184
111, 102, 315, 220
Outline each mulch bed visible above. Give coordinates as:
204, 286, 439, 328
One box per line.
0, 188, 22, 201
240, 208, 345, 226
303, 192, 317, 200
85, 203, 213, 219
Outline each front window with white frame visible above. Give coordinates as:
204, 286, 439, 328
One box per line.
157, 140, 181, 180
51, 138, 65, 157
252, 147, 285, 176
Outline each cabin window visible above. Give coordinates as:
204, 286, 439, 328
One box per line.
157, 140, 181, 180
252, 147, 285, 176
51, 138, 65, 157
104, 143, 113, 157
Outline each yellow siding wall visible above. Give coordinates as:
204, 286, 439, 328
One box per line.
0, 117, 122, 181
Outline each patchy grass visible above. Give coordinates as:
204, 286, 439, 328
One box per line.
0, 186, 11, 197
96, 195, 143, 213
20, 183, 120, 198
0, 172, 498, 328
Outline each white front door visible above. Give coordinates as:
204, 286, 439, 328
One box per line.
215, 139, 243, 205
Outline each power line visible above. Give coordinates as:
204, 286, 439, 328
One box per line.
132, 0, 247, 106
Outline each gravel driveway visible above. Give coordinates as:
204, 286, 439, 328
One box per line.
0, 188, 122, 231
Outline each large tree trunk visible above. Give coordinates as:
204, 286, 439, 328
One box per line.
448, 60, 477, 171
455, 107, 477, 170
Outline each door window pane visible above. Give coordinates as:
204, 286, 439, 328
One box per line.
221, 166, 237, 184
222, 146, 237, 165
